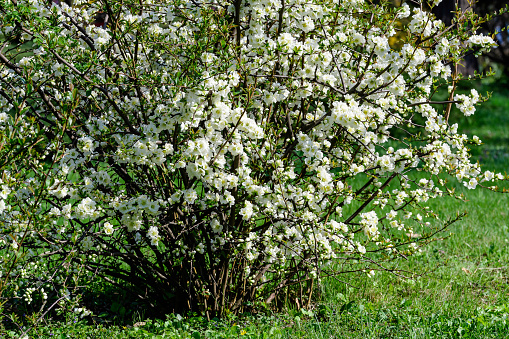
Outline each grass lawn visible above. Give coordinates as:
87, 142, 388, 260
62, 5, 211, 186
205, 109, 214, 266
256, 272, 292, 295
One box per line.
4, 81, 509, 338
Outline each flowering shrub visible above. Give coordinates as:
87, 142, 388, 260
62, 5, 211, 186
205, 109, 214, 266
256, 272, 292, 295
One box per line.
0, 0, 507, 319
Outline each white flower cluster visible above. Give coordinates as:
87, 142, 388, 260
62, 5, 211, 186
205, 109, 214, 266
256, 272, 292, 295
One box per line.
467, 34, 496, 49
455, 89, 480, 116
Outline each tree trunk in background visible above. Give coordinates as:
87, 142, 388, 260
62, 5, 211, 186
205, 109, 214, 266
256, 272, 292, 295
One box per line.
431, 0, 456, 26
432, 0, 479, 77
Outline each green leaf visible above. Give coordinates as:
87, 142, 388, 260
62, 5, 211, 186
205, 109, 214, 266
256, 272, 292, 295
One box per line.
111, 301, 120, 313
340, 300, 355, 314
